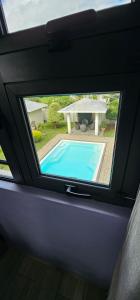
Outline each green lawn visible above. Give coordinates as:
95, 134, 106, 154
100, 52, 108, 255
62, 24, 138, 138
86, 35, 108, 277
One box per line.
35, 122, 67, 151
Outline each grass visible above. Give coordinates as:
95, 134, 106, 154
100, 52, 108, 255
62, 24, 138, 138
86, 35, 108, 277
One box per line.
103, 124, 115, 137
0, 147, 6, 160
0, 148, 11, 172
35, 122, 67, 151
0, 123, 67, 171
104, 129, 115, 137
0, 148, 9, 171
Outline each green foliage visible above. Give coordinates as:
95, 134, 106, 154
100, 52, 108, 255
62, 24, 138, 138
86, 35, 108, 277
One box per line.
32, 130, 42, 143
38, 123, 47, 132
92, 95, 98, 100
48, 102, 62, 127
35, 122, 67, 151
28, 94, 98, 109
0, 147, 6, 160
29, 95, 76, 109
101, 120, 107, 129
106, 99, 119, 120
0, 147, 11, 171
29, 94, 119, 109
29, 97, 42, 103
103, 93, 120, 105
104, 128, 115, 137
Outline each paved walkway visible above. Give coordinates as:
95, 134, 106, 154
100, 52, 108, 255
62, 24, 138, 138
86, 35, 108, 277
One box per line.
38, 134, 114, 185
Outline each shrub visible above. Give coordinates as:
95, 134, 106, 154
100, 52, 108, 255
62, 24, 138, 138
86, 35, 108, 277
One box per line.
106, 99, 119, 120
48, 102, 62, 128
101, 120, 107, 129
32, 130, 42, 143
38, 123, 47, 132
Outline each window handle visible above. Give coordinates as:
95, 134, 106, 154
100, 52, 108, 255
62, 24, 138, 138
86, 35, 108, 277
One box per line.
66, 185, 91, 198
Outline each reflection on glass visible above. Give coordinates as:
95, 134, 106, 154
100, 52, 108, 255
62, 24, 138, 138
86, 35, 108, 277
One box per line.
24, 92, 120, 185
2, 0, 131, 33
0, 164, 13, 178
0, 146, 6, 160
0, 146, 13, 178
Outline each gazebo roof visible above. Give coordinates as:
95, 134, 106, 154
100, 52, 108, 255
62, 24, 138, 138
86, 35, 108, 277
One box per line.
58, 98, 107, 114
25, 99, 48, 113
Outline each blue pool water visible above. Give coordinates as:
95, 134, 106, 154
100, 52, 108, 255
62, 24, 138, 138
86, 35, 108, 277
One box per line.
40, 140, 105, 181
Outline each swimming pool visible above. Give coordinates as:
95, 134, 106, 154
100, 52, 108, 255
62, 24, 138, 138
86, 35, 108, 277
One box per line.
40, 140, 105, 182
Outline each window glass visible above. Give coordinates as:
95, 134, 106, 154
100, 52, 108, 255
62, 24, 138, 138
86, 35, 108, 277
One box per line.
0, 146, 6, 160
23, 93, 120, 185
0, 164, 12, 178
0, 146, 13, 178
2, 0, 131, 33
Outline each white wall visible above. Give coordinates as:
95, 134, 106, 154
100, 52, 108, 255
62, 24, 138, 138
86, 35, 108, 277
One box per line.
99, 113, 106, 126
42, 108, 48, 122
29, 109, 46, 126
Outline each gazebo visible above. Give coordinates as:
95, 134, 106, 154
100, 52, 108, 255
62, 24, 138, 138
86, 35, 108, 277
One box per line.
58, 98, 107, 136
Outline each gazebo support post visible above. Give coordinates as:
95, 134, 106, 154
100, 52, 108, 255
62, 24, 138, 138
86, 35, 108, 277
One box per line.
66, 113, 71, 134
95, 113, 99, 136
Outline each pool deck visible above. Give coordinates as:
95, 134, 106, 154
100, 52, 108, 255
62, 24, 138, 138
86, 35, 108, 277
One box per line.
38, 134, 114, 185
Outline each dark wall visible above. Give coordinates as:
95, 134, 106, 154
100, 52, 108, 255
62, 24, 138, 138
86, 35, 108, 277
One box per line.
0, 181, 131, 286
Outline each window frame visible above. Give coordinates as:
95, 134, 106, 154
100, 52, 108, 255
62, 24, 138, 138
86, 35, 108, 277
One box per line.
0, 77, 32, 183
0, 2, 139, 206
0, 132, 17, 181
0, 1, 8, 36
4, 74, 139, 207
0, 123, 18, 181
0, 1, 133, 35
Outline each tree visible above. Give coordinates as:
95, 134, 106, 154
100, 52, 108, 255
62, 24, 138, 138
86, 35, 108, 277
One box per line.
106, 99, 119, 120
48, 102, 62, 128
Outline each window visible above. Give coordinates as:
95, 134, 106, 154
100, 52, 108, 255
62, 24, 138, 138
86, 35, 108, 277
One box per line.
2, 0, 131, 33
0, 1, 138, 206
5, 72, 138, 206
0, 146, 13, 178
23, 93, 120, 186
